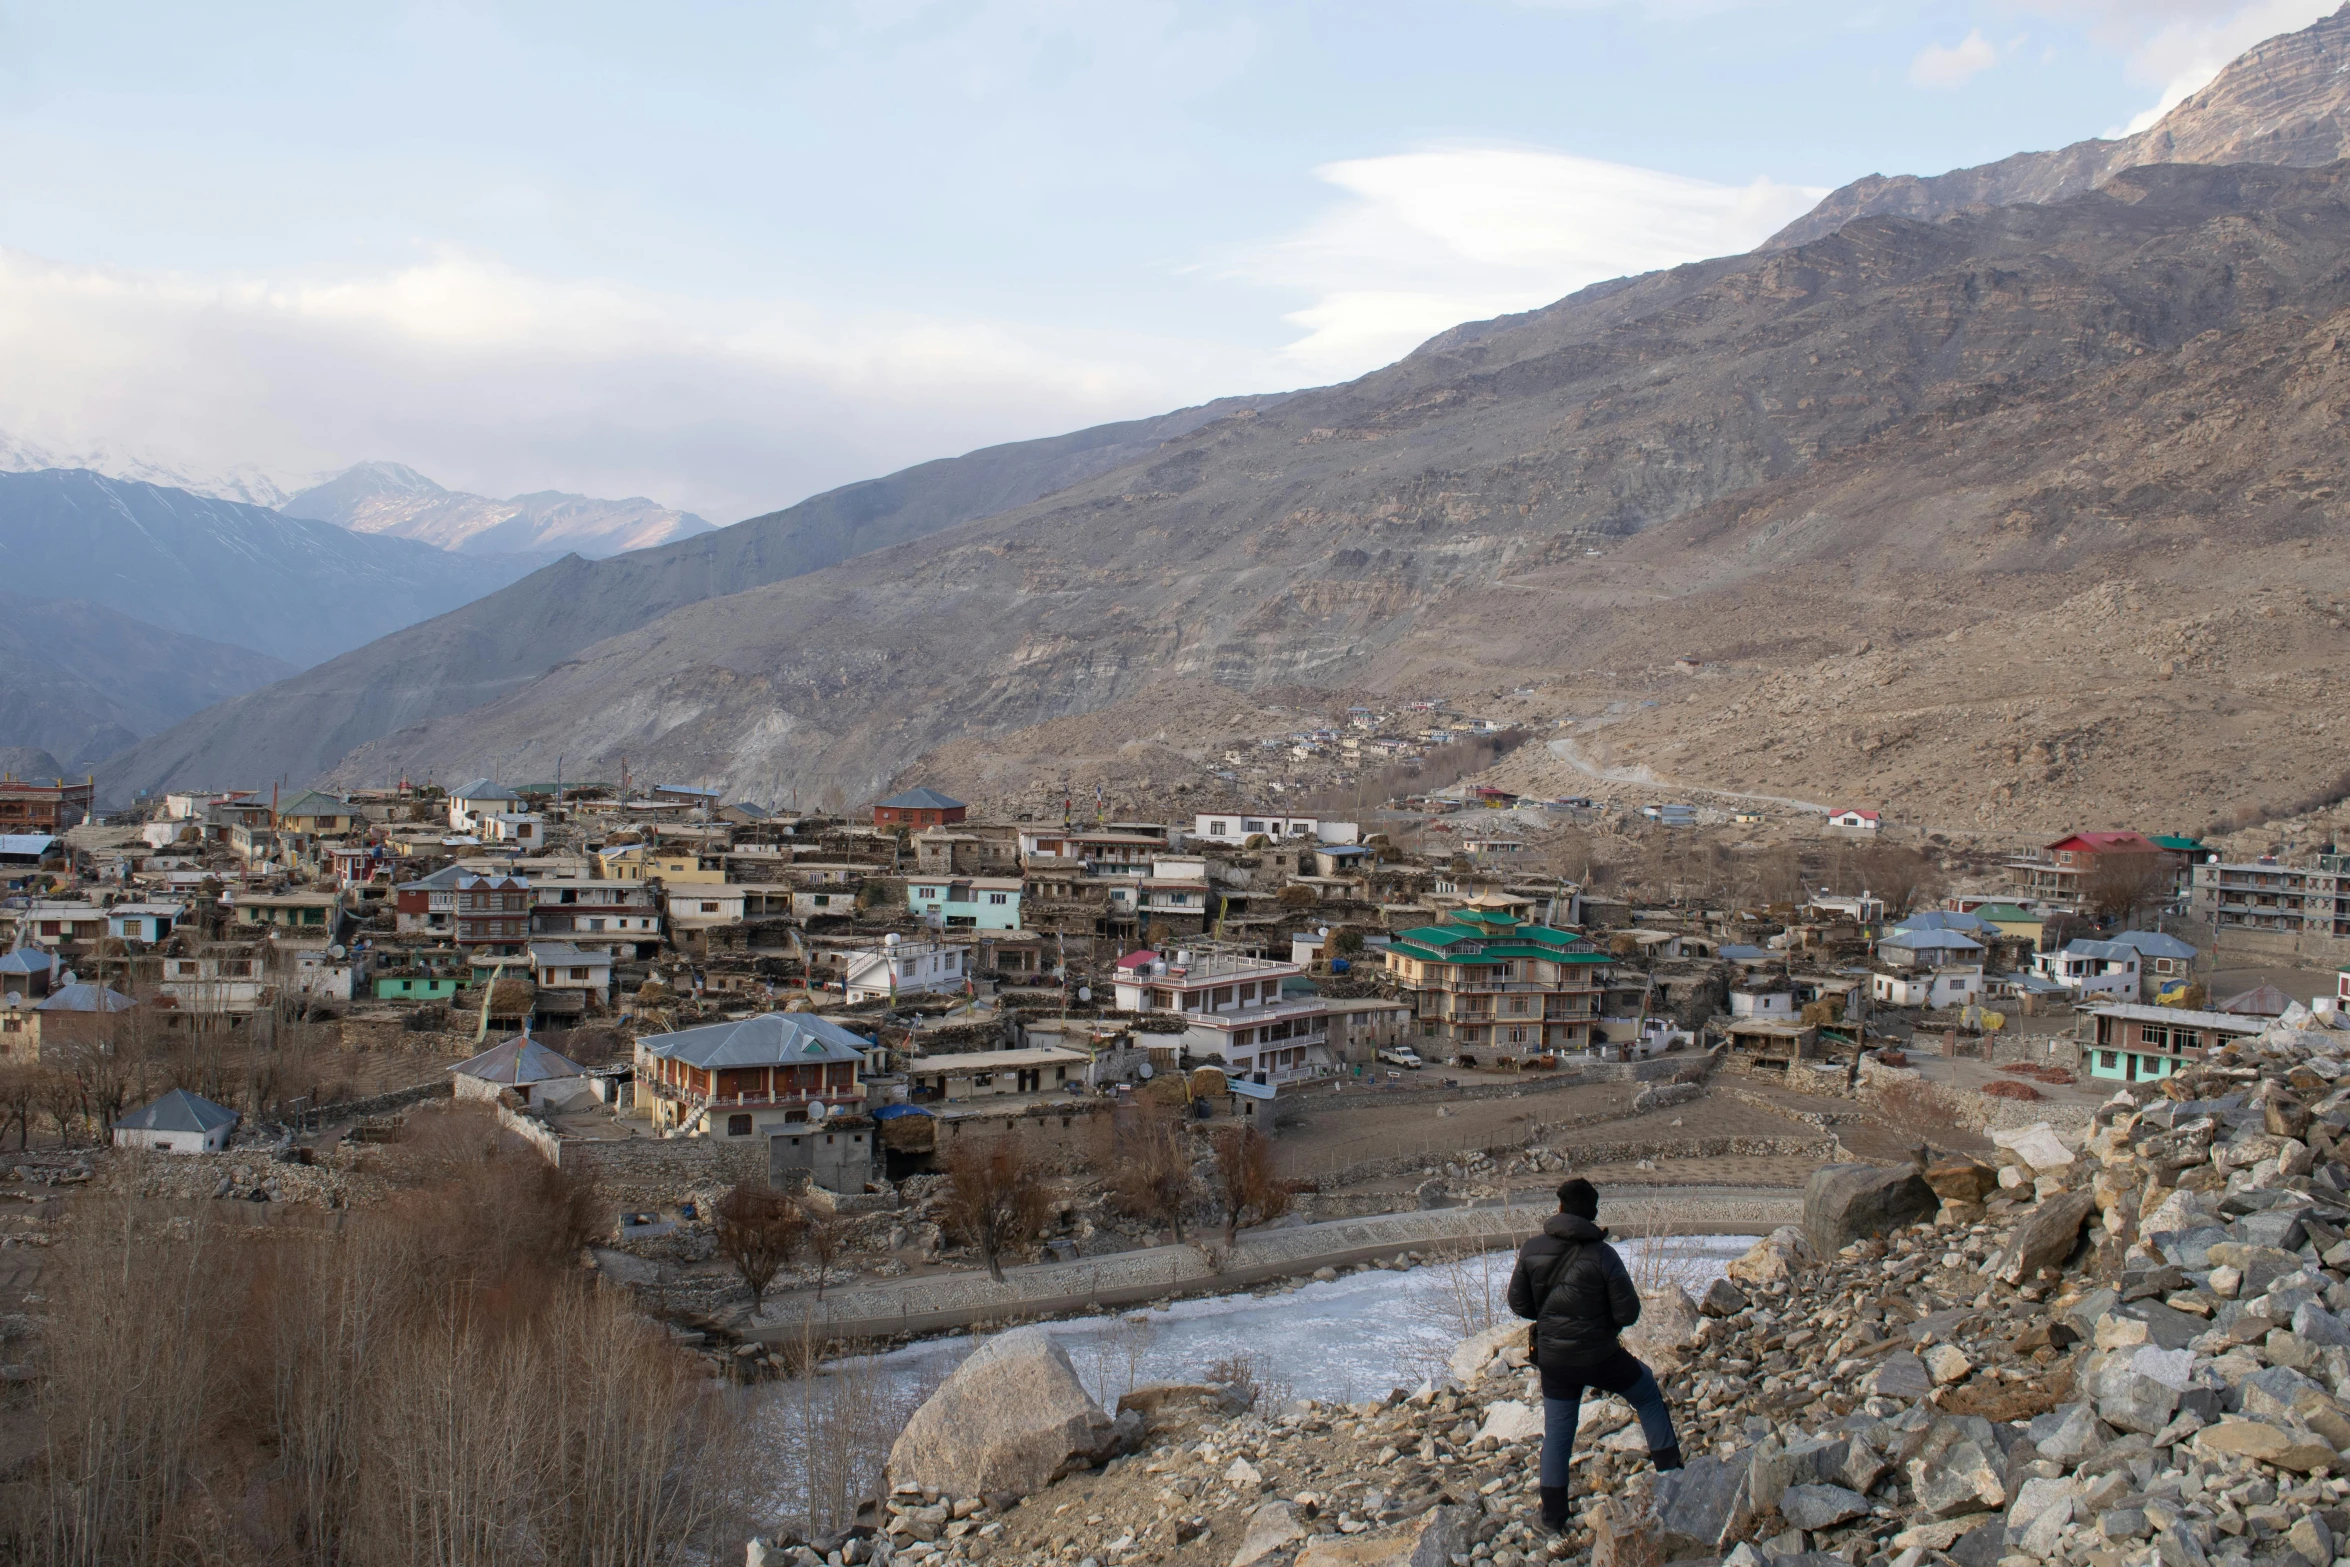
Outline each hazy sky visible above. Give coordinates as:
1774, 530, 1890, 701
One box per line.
0, 0, 2332, 522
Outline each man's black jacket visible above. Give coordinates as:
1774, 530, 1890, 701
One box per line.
1506, 1213, 1642, 1368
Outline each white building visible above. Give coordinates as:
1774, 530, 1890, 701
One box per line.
2032, 940, 2142, 1001
843, 934, 967, 1002
1871, 968, 1985, 1009
1825, 809, 1882, 836
1111, 950, 1331, 1086
447, 779, 525, 833
113, 1089, 238, 1154
530, 941, 614, 995
1189, 813, 1360, 847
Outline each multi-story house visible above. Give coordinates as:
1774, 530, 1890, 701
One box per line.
906, 875, 1023, 931
394, 864, 463, 936
2031, 939, 2142, 1001
1110, 949, 1331, 1086
2190, 853, 2350, 939
2005, 831, 2174, 911
157, 949, 267, 1015
842, 934, 968, 1002
635, 1011, 869, 1139
1189, 812, 1360, 846
530, 879, 662, 957
0, 777, 93, 833
1382, 910, 1611, 1057
454, 874, 531, 953
2085, 1003, 2266, 1084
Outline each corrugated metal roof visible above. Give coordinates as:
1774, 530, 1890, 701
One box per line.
35, 982, 135, 1013
115, 1089, 236, 1134
449, 1035, 588, 1086
876, 787, 965, 810
637, 1011, 871, 1069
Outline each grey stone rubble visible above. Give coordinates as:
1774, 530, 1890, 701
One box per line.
756, 1017, 2350, 1567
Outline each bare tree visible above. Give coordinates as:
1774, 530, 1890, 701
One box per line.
940, 1134, 1051, 1283
0, 1065, 35, 1150
2085, 852, 2175, 927
714, 1180, 806, 1307
1208, 1124, 1295, 1246
803, 1211, 845, 1302
1101, 1096, 1195, 1244
1857, 844, 1942, 917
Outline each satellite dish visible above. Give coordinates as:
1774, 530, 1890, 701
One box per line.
329, 944, 346, 959
58, 970, 75, 987
1077, 985, 1092, 1002
810, 1100, 830, 1120
3, 992, 18, 1007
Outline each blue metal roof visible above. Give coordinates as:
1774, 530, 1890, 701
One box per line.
35, 982, 135, 1013
1879, 929, 1984, 952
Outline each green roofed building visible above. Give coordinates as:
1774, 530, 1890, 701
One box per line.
1383, 909, 1612, 1059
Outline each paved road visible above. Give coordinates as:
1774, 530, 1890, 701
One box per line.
745, 1185, 1800, 1344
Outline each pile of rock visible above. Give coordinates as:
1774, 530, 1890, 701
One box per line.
799, 1022, 2350, 1567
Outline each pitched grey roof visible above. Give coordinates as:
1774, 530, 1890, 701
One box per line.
35, 982, 135, 1013
396, 864, 467, 892
2107, 929, 2197, 960
1879, 929, 1984, 952
877, 787, 964, 811
2061, 939, 2142, 963
0, 948, 57, 976
116, 1089, 237, 1135
452, 779, 522, 802
449, 1034, 587, 1086
638, 1011, 871, 1069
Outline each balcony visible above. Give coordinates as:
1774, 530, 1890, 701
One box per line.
644, 1078, 861, 1113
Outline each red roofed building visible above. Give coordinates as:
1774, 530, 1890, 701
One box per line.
2011, 831, 2173, 909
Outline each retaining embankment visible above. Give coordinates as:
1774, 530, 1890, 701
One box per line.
742, 1185, 1801, 1345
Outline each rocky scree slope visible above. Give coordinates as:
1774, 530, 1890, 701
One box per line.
330, 163, 2350, 814
99, 395, 1279, 801
835, 1020, 2350, 1567
1766, 5, 2350, 249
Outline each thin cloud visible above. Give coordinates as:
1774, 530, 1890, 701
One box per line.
2005, 0, 2338, 132
0, 248, 1261, 523
1910, 29, 1999, 87
1236, 146, 1826, 375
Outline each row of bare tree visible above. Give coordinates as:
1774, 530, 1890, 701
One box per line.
1, 1105, 744, 1567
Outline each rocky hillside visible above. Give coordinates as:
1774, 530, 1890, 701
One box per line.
282, 460, 714, 558
96, 395, 1280, 799
315, 162, 2350, 828
840, 1021, 2350, 1567
1765, 5, 2350, 249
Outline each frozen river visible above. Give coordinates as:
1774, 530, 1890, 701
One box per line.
743, 1233, 1755, 1535
859, 1232, 1756, 1407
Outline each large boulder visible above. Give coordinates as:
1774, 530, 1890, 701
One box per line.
1805, 1163, 1938, 1255
886, 1327, 1141, 1499
1449, 1320, 1527, 1384
1656, 1449, 1755, 1558
1622, 1285, 1704, 1373
1995, 1191, 2097, 1287
1923, 1157, 1999, 1206
1727, 1226, 1817, 1287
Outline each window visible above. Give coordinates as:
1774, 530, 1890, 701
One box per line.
727, 1114, 752, 1137
989, 892, 1007, 905
2099, 1051, 2118, 1069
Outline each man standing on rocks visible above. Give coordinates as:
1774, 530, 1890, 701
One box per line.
1507, 1177, 1683, 1535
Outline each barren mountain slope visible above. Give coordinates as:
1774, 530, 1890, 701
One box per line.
0, 595, 297, 769
1767, 4, 2350, 249
325, 164, 2350, 822
97, 395, 1282, 798
283, 462, 714, 558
